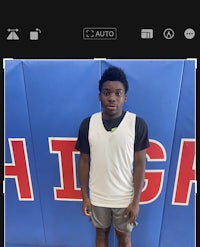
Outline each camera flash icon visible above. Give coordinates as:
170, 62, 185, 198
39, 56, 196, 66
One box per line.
30, 28, 41, 40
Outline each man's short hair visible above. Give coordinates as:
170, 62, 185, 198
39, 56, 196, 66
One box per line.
99, 66, 129, 93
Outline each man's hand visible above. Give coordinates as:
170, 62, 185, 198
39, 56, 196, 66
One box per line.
82, 197, 92, 216
124, 202, 139, 225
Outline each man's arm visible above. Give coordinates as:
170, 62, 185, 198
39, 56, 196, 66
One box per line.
132, 149, 146, 205
78, 152, 91, 216
125, 149, 146, 223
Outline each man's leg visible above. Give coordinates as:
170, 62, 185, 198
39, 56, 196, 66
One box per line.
115, 229, 132, 247
96, 227, 110, 247
91, 206, 111, 247
113, 208, 135, 247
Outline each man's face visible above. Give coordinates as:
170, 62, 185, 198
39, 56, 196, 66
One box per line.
99, 80, 127, 119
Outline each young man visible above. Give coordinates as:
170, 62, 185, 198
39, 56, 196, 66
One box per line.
76, 66, 150, 247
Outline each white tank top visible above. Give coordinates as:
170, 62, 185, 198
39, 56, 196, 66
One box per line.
88, 111, 136, 207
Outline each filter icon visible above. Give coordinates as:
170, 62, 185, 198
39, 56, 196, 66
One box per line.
163, 28, 175, 39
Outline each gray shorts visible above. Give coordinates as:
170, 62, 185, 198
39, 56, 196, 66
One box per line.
90, 205, 138, 232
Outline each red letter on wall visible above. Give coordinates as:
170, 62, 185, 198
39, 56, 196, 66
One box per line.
172, 139, 196, 205
49, 138, 82, 200
5, 138, 34, 200
140, 139, 166, 204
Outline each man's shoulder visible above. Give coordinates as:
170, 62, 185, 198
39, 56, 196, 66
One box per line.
125, 111, 137, 120
136, 115, 143, 121
135, 115, 148, 131
81, 116, 91, 125
126, 111, 148, 130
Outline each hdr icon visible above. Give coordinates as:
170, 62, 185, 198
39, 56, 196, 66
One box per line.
83, 27, 117, 40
